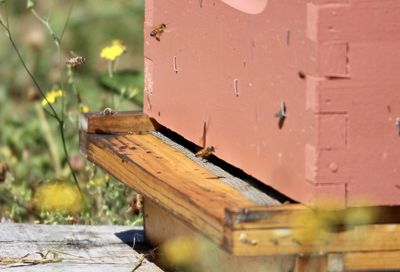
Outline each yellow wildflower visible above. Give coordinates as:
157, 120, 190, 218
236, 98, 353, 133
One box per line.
33, 179, 83, 213
41, 89, 63, 106
80, 104, 90, 113
100, 40, 127, 61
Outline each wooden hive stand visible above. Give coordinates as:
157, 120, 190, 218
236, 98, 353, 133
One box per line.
80, 111, 400, 272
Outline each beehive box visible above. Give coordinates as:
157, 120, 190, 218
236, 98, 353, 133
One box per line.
143, 0, 400, 207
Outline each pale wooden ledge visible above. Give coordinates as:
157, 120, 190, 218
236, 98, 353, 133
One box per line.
0, 223, 162, 272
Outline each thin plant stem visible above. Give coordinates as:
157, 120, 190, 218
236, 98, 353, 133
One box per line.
60, 0, 76, 41
0, 20, 59, 120
59, 0, 76, 122
31, 6, 81, 192
107, 61, 113, 78
31, 9, 60, 47
34, 103, 62, 177
0, 4, 81, 193
67, 66, 82, 112
112, 58, 118, 74
59, 121, 81, 193
32, 0, 75, 124
30, 7, 64, 120
0, 4, 58, 119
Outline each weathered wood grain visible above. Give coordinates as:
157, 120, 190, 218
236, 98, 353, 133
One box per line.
294, 255, 327, 272
84, 133, 256, 245
294, 251, 400, 271
225, 204, 400, 230
224, 204, 400, 258
0, 223, 162, 272
79, 111, 157, 134
225, 224, 400, 256
344, 251, 400, 271
144, 198, 296, 272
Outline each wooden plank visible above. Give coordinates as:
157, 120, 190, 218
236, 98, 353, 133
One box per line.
79, 111, 157, 134
144, 198, 296, 272
0, 223, 138, 243
294, 255, 327, 272
84, 133, 255, 245
0, 263, 156, 272
225, 224, 400, 256
225, 204, 308, 229
225, 205, 400, 230
224, 204, 400, 256
344, 251, 400, 271
0, 223, 162, 272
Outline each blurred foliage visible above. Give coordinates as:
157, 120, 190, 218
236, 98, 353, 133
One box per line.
98, 70, 144, 106
0, 0, 144, 225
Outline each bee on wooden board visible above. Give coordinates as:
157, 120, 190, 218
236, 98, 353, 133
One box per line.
195, 146, 215, 160
150, 23, 167, 41
65, 52, 86, 68
102, 107, 115, 116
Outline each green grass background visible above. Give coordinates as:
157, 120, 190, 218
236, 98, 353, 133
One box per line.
0, 0, 145, 225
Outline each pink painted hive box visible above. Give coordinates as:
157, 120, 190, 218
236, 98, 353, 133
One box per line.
143, 0, 400, 207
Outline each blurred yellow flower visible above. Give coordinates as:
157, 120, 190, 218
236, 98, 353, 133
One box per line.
80, 104, 90, 113
41, 89, 63, 106
100, 40, 127, 61
161, 236, 198, 266
33, 179, 83, 213
89, 177, 106, 186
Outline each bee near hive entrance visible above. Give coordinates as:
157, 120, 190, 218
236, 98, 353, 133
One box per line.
150, 24, 167, 42
195, 146, 215, 160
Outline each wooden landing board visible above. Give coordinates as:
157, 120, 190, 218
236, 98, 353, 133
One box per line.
80, 112, 400, 267
83, 132, 255, 245
0, 223, 162, 272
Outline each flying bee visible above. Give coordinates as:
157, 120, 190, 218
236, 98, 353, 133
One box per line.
195, 146, 215, 160
150, 23, 167, 41
66, 55, 86, 68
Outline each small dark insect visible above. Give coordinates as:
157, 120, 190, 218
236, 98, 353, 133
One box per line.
66, 56, 86, 68
298, 71, 306, 79
195, 146, 215, 159
150, 23, 167, 41
129, 193, 143, 215
0, 162, 8, 183
102, 107, 114, 116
